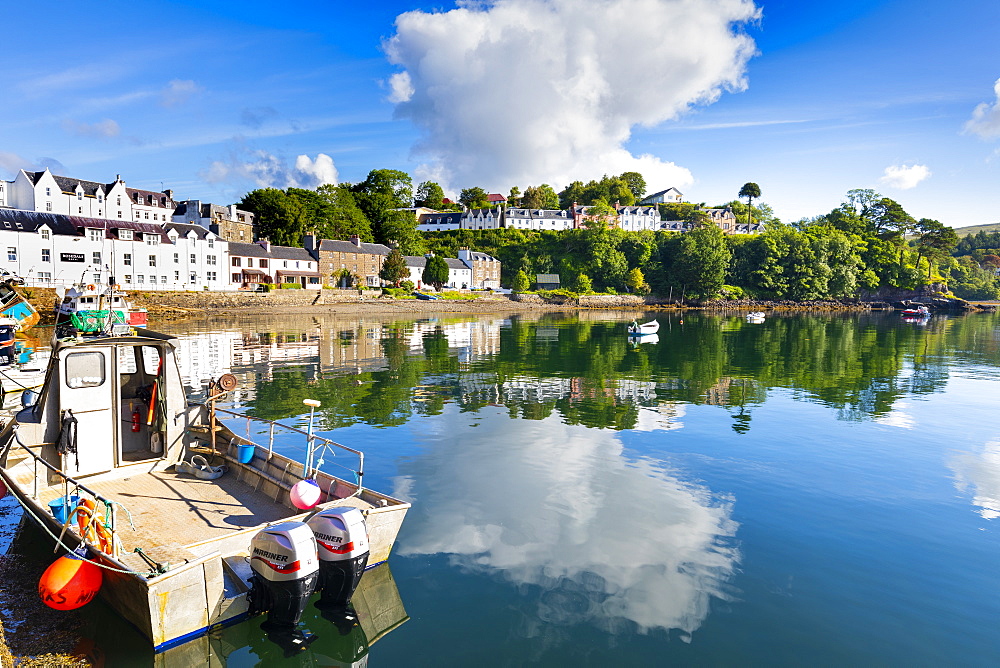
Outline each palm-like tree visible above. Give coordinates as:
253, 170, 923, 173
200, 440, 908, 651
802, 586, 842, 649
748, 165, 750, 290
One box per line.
738, 182, 761, 227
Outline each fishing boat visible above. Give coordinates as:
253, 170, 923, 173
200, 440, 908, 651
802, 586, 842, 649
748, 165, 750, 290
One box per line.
901, 305, 930, 318
54, 283, 148, 337
746, 311, 766, 323
0, 276, 39, 331
412, 292, 438, 301
627, 319, 659, 335
0, 340, 48, 400
0, 329, 410, 652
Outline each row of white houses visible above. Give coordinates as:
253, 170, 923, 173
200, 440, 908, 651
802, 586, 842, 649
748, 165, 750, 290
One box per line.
0, 209, 498, 291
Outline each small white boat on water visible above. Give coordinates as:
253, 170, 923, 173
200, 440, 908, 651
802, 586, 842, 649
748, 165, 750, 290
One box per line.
627, 319, 659, 335
0, 328, 410, 652
746, 312, 766, 323
55, 283, 148, 337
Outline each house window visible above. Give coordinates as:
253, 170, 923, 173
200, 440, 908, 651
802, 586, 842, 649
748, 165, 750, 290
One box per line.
259, 259, 267, 269
207, 238, 214, 248
98, 194, 103, 203
117, 197, 121, 205
190, 273, 197, 283
232, 257, 241, 267
173, 253, 179, 263
207, 271, 217, 281
149, 255, 157, 266
7, 248, 15, 261
207, 255, 216, 265
145, 212, 149, 220
120, 229, 133, 240
146, 234, 159, 245
93, 252, 101, 264
88, 228, 103, 242
46, 202, 52, 211
117, 211, 122, 219
247, 258, 253, 268
150, 275, 157, 285
124, 275, 132, 284
45, 187, 51, 196
161, 276, 166, 284
174, 271, 179, 281
190, 254, 196, 264
38, 272, 51, 282
40, 228, 50, 240
41, 249, 50, 262
124, 253, 133, 266
137, 275, 144, 284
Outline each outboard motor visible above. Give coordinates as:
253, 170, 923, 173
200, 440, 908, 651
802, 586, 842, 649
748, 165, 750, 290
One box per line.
307, 507, 370, 610
248, 521, 319, 629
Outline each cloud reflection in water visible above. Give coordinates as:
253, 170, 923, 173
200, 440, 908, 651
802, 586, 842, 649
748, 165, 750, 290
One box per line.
395, 406, 739, 639
951, 438, 1000, 519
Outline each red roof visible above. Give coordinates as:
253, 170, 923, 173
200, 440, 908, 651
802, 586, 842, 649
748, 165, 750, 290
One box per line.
487, 193, 506, 203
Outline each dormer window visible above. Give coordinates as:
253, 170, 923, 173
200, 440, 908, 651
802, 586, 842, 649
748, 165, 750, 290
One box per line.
119, 229, 133, 241
88, 228, 103, 242
40, 228, 50, 240
98, 195, 103, 203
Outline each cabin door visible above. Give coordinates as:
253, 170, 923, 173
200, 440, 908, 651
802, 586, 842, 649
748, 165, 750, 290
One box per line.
58, 346, 116, 477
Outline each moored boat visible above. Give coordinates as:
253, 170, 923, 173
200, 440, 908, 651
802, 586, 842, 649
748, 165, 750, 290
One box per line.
627, 319, 659, 335
746, 311, 766, 323
0, 276, 39, 331
55, 283, 148, 337
413, 292, 438, 301
901, 305, 930, 318
0, 329, 410, 651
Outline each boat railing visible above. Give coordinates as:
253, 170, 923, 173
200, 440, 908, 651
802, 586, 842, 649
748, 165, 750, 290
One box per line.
6, 427, 121, 557
208, 406, 365, 498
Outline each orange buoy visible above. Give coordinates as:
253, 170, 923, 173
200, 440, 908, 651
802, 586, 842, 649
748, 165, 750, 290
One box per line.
39, 553, 103, 611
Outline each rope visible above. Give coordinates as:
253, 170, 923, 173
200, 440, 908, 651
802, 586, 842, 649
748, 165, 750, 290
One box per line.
8, 490, 155, 577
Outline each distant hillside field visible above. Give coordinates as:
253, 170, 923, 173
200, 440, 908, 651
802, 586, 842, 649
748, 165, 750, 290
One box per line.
954, 222, 1000, 237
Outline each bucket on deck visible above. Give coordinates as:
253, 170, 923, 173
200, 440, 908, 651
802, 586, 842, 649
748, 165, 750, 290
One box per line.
49, 495, 81, 525
235, 443, 255, 464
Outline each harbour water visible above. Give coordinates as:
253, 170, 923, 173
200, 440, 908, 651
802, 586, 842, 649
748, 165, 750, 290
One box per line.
2, 309, 1000, 665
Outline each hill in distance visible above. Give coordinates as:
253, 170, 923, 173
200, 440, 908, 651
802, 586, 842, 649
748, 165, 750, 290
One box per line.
953, 222, 1000, 237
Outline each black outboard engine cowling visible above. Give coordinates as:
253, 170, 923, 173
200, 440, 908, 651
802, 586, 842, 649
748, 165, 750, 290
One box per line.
307, 507, 370, 610
248, 521, 319, 629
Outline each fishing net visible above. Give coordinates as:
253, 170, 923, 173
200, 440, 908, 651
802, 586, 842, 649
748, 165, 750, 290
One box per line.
70, 310, 126, 333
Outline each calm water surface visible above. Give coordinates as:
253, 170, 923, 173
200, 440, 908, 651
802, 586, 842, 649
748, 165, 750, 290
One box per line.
6, 310, 1000, 666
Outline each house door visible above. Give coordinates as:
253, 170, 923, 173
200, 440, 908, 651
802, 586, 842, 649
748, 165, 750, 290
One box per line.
58, 346, 116, 477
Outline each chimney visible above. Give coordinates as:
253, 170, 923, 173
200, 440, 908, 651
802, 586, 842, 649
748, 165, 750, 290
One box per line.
350, 234, 361, 247
303, 233, 317, 253
258, 238, 271, 251
162, 189, 174, 199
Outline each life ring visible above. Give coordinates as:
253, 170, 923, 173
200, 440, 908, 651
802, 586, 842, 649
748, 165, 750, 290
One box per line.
86, 284, 96, 291
112, 284, 120, 291
72, 499, 115, 555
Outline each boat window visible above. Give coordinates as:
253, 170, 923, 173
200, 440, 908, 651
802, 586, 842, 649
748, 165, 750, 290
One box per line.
141, 346, 161, 375
66, 352, 105, 388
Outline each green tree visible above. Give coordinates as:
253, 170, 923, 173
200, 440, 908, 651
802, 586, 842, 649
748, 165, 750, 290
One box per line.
670, 225, 731, 299
573, 273, 593, 293
507, 186, 521, 208
315, 184, 374, 241
619, 171, 647, 200
626, 267, 649, 294
459, 186, 490, 210
351, 169, 414, 247
914, 218, 958, 280
414, 181, 445, 209
522, 184, 560, 210
379, 247, 409, 286
738, 182, 761, 227
422, 255, 450, 290
239, 188, 308, 247
511, 269, 530, 293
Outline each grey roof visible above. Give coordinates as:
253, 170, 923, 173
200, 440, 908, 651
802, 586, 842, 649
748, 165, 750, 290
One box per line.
0, 209, 79, 235
165, 222, 212, 240
319, 239, 391, 256
464, 251, 497, 262
536, 274, 560, 283
445, 258, 470, 270
126, 187, 174, 208
417, 212, 463, 225
228, 242, 272, 258
26, 171, 108, 197
404, 256, 427, 268
639, 187, 683, 203
615, 205, 658, 215
268, 245, 314, 261
505, 208, 570, 220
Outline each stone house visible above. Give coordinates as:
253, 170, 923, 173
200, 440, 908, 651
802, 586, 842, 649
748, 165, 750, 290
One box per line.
307, 235, 391, 288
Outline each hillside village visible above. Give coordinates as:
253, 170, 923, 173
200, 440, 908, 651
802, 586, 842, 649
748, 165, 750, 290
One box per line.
0, 167, 756, 294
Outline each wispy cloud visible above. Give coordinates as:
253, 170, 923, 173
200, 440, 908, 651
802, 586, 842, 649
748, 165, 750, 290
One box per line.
672, 119, 811, 131
62, 118, 122, 139
879, 163, 931, 190
201, 143, 338, 190
160, 79, 202, 107
964, 77, 1000, 140
0, 152, 65, 178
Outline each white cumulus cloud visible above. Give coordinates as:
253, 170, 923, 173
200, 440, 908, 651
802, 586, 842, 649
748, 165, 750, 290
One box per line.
965, 77, 1000, 140
202, 147, 338, 189
384, 0, 759, 192
879, 163, 931, 190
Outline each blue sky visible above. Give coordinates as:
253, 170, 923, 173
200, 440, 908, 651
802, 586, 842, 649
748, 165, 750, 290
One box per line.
3, 0, 1000, 228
